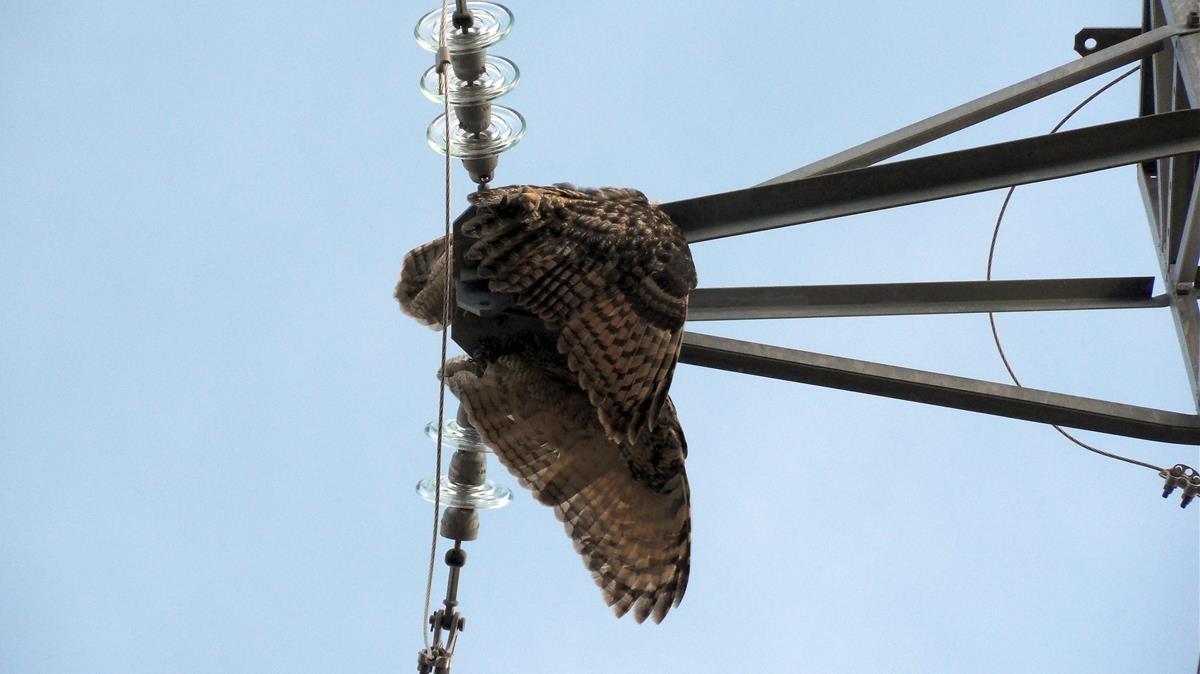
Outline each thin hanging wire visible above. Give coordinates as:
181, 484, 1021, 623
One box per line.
421, 0, 455, 650
987, 65, 1163, 473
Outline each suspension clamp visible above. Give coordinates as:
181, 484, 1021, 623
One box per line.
1159, 464, 1200, 508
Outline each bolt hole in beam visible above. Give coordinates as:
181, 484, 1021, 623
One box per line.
1075, 28, 1143, 57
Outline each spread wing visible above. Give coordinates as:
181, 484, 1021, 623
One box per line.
395, 236, 448, 329
462, 185, 697, 444
443, 354, 691, 624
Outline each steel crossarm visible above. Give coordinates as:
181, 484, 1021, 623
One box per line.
757, 21, 1199, 184
679, 331, 1200, 445
663, 110, 1200, 243
686, 277, 1165, 321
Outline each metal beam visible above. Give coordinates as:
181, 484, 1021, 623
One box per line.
1163, 0, 1200, 105
1168, 292, 1200, 407
757, 22, 1197, 185
679, 331, 1200, 445
1141, 2, 1200, 409
1151, 3, 1183, 263
686, 277, 1165, 321
1139, 163, 1169, 271
1166, 153, 1198, 270
1171, 171, 1200, 287
1164, 24, 1198, 282
1140, 159, 1200, 409
664, 110, 1200, 243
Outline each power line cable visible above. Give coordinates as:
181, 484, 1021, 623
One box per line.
420, 0, 455, 650
986, 65, 1164, 473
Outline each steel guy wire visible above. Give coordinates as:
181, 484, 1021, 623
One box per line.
421, 0, 454, 651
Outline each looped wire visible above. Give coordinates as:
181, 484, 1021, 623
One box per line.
987, 65, 1166, 476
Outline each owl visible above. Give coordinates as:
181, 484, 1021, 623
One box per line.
396, 185, 697, 623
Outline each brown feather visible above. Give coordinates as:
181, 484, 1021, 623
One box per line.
463, 184, 696, 443
443, 353, 691, 624
398, 184, 697, 623
395, 236, 448, 329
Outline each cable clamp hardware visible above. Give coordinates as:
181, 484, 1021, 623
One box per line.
1159, 464, 1200, 508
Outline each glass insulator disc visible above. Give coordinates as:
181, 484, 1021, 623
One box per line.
416, 476, 513, 509
414, 2, 514, 54
426, 104, 525, 159
420, 55, 520, 105
424, 417, 489, 452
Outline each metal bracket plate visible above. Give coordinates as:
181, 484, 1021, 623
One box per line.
1075, 27, 1144, 57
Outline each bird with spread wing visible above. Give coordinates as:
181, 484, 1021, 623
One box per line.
396, 184, 696, 623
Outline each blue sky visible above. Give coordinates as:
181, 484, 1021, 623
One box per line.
2, 1, 1196, 672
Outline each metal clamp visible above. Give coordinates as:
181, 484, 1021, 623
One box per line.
1160, 464, 1200, 508
415, 408, 509, 673
418, 544, 469, 674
